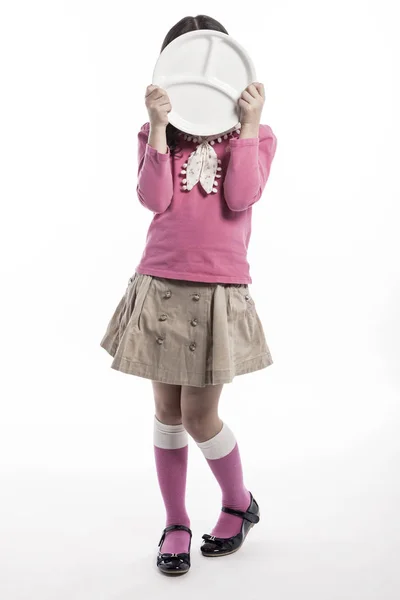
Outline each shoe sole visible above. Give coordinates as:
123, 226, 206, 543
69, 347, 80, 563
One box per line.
158, 568, 190, 576
200, 521, 257, 558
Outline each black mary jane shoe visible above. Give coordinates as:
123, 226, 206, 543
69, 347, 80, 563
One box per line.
156, 524, 192, 576
201, 492, 260, 557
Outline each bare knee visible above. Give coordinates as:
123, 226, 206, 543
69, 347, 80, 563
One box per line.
183, 414, 221, 441
152, 381, 182, 424
182, 400, 222, 442
181, 385, 223, 441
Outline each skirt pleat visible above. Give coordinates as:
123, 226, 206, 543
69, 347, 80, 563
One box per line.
100, 272, 273, 387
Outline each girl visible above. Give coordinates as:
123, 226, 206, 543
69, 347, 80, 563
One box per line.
100, 15, 277, 576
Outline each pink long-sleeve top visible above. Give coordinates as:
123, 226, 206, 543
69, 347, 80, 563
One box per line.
135, 121, 277, 284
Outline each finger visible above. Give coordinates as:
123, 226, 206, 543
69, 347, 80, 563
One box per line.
253, 82, 265, 98
146, 85, 166, 99
245, 83, 260, 99
148, 89, 166, 101
241, 90, 254, 104
148, 90, 168, 103
145, 84, 158, 96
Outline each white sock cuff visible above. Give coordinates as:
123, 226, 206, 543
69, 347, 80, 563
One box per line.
196, 422, 237, 460
153, 415, 188, 449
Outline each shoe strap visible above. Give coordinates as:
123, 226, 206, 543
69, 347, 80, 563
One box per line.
221, 506, 260, 524
158, 524, 192, 548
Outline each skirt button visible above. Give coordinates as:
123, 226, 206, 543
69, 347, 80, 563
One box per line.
156, 337, 165, 345
190, 318, 198, 326
189, 342, 196, 351
244, 294, 250, 301
163, 290, 172, 299
193, 293, 200, 301
159, 314, 168, 321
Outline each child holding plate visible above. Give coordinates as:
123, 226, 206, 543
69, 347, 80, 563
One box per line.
100, 14, 277, 576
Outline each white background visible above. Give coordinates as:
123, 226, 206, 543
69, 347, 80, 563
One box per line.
1, 0, 399, 598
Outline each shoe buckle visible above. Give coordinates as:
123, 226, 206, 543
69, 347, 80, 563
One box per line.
209, 535, 216, 541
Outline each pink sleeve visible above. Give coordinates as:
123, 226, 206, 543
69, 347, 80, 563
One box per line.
136, 122, 173, 213
223, 123, 278, 212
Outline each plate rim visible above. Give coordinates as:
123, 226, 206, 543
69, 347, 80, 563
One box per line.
151, 29, 257, 136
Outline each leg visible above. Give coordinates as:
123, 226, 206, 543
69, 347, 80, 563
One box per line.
152, 381, 191, 554
153, 381, 182, 424
180, 383, 224, 442
181, 384, 251, 538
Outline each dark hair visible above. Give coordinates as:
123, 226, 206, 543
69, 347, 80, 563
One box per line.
160, 15, 229, 157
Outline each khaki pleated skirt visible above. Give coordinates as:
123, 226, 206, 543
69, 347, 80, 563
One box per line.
100, 272, 273, 387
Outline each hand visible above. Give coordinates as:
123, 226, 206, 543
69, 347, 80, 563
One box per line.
145, 84, 172, 128
238, 82, 265, 127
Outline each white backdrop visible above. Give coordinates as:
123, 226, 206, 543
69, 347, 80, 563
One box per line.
1, 1, 399, 598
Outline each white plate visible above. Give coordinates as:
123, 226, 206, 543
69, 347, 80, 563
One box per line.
152, 30, 257, 136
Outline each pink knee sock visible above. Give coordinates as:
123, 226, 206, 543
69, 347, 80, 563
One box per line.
196, 422, 251, 538
153, 416, 191, 554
